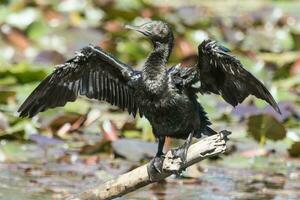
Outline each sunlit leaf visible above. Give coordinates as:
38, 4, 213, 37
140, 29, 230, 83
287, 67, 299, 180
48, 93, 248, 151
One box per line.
0, 62, 48, 84
115, 0, 143, 11
63, 99, 91, 114
26, 20, 50, 40
57, 0, 86, 12
122, 130, 141, 138
5, 8, 39, 30
0, 6, 9, 23
0, 142, 29, 162
0, 76, 17, 85
1, 119, 27, 138
117, 41, 148, 62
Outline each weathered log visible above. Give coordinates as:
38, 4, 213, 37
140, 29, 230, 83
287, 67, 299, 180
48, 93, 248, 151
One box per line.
67, 130, 230, 200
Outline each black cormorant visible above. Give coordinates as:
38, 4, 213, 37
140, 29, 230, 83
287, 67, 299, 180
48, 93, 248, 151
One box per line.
18, 20, 281, 178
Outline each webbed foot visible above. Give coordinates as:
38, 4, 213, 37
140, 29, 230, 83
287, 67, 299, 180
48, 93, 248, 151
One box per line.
170, 143, 189, 173
147, 155, 165, 181
169, 133, 193, 174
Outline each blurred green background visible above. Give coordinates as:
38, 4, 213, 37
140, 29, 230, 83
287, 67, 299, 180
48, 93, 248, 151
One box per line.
0, 0, 299, 199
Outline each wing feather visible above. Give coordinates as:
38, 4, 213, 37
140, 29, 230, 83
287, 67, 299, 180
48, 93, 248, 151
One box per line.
169, 40, 281, 114
197, 39, 281, 114
18, 45, 140, 117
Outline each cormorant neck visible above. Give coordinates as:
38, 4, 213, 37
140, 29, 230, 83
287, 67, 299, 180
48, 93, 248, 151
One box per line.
142, 37, 173, 95
143, 37, 173, 77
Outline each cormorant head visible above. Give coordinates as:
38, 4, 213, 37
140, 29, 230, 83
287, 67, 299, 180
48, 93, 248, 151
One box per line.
125, 20, 173, 45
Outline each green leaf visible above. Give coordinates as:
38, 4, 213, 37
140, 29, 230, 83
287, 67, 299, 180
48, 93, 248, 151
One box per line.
117, 41, 148, 62
288, 141, 300, 157
8, 62, 48, 84
0, 119, 27, 138
0, 76, 17, 85
0, 62, 48, 84
115, 0, 143, 11
26, 20, 50, 40
247, 114, 286, 144
122, 130, 141, 138
0, 88, 16, 104
63, 99, 91, 114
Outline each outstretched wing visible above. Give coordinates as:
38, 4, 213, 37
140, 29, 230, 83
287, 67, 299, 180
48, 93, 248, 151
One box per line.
18, 45, 140, 117
197, 39, 281, 114
170, 39, 281, 114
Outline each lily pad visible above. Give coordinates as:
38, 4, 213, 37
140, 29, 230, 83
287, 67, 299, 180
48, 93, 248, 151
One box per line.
288, 141, 300, 157
0, 62, 48, 84
247, 114, 286, 144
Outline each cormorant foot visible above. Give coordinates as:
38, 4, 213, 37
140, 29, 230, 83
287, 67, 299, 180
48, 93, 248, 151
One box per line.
220, 130, 231, 137
147, 155, 165, 181
152, 156, 164, 173
170, 143, 190, 174
171, 139, 190, 175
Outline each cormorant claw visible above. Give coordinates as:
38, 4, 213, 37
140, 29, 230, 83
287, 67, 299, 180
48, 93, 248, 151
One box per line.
147, 155, 165, 181
169, 141, 191, 174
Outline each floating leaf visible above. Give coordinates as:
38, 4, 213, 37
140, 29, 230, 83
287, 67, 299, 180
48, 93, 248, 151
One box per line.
288, 141, 300, 157
0, 76, 17, 85
0, 112, 9, 132
0, 119, 27, 139
5, 8, 39, 30
291, 29, 300, 50
247, 114, 286, 144
0, 62, 48, 84
114, 0, 143, 11
117, 41, 148, 62
63, 99, 91, 114
47, 113, 82, 132
26, 20, 50, 40
57, 0, 86, 12
0, 87, 16, 103
122, 130, 141, 138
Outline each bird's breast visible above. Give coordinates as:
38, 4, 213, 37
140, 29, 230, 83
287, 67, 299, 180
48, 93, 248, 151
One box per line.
136, 90, 198, 136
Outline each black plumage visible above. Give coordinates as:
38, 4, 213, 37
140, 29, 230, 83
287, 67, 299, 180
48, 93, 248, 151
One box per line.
18, 46, 138, 118
197, 40, 281, 114
18, 20, 281, 174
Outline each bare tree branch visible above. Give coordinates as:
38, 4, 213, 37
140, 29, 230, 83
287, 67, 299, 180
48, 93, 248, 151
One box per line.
67, 131, 230, 200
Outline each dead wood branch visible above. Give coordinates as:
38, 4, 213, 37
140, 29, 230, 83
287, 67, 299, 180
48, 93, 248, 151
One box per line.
67, 131, 230, 200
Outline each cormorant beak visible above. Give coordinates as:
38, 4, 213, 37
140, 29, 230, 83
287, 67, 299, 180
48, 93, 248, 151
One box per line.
125, 24, 151, 37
